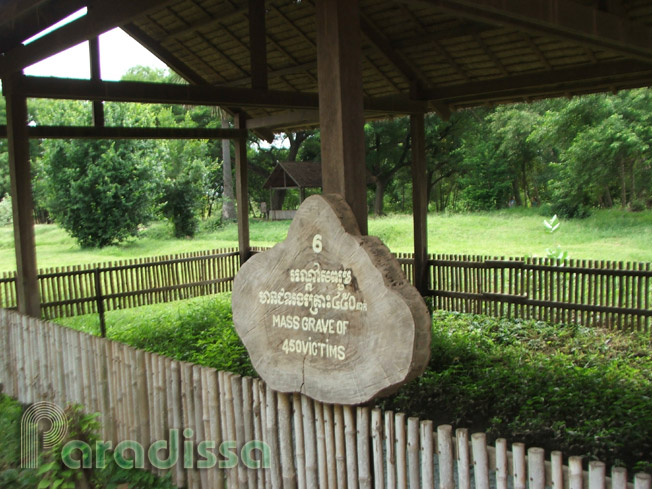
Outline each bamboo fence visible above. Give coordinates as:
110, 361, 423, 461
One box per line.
0, 248, 650, 332
1, 309, 651, 489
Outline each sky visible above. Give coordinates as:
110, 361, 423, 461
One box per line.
24, 27, 168, 81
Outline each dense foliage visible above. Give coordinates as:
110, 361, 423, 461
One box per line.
0, 396, 176, 488
56, 294, 652, 474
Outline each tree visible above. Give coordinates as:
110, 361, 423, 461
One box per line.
44, 139, 157, 247
365, 118, 411, 215
36, 97, 160, 247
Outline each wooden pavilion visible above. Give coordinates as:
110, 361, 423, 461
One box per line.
263, 162, 321, 219
3, 0, 652, 318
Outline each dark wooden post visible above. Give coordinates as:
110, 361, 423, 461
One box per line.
249, 0, 267, 90
3, 74, 40, 317
234, 113, 251, 264
411, 113, 429, 295
316, 0, 368, 235
89, 37, 105, 127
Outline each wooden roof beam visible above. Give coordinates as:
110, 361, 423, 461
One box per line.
160, 6, 248, 41
245, 110, 320, 130
15, 76, 427, 114
425, 60, 652, 104
0, 0, 85, 53
0, 0, 174, 75
403, 0, 652, 65
0, 125, 247, 140
360, 14, 431, 90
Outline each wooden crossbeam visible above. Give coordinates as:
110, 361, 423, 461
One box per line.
425, 60, 652, 103
15, 76, 427, 114
360, 14, 431, 89
403, 0, 652, 64
0, 125, 247, 140
245, 110, 319, 129
0, 0, 85, 52
0, 0, 172, 75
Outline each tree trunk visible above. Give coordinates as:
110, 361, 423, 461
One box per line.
620, 157, 627, 209
511, 180, 523, 206
603, 186, 614, 208
221, 114, 236, 220
373, 179, 385, 216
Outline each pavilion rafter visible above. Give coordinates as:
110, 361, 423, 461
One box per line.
404, 0, 652, 65
0, 0, 177, 75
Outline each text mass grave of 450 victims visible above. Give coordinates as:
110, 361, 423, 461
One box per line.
232, 194, 431, 405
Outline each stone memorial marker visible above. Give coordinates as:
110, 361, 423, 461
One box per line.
232, 194, 431, 405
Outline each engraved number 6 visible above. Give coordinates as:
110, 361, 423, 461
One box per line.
312, 234, 323, 254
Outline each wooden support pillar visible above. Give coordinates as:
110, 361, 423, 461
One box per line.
316, 0, 368, 235
411, 112, 429, 295
3, 75, 40, 317
249, 0, 268, 90
88, 37, 105, 127
234, 113, 250, 264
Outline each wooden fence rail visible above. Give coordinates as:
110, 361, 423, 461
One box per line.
1, 309, 651, 489
1, 248, 650, 332
424, 254, 652, 332
0, 249, 240, 323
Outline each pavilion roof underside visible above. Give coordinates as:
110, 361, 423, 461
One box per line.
4, 0, 652, 128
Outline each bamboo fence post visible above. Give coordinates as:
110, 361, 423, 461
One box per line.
513, 443, 527, 489
396, 413, 407, 489
192, 365, 209, 489
243, 377, 257, 489
528, 448, 545, 489
371, 409, 385, 489
472, 433, 489, 489
438, 424, 454, 489
551, 451, 563, 489
253, 380, 265, 489
277, 392, 297, 489
634, 473, 652, 489
611, 467, 627, 489
334, 404, 348, 489
170, 361, 186, 489
569, 456, 583, 489
385, 411, 396, 489
420, 421, 434, 489
407, 417, 419, 489
344, 405, 359, 489
357, 407, 371, 489
293, 394, 307, 489
495, 439, 508, 489
323, 403, 337, 489
231, 375, 248, 489
589, 461, 606, 489
265, 385, 282, 489
303, 396, 319, 489
205, 368, 224, 489
315, 402, 329, 489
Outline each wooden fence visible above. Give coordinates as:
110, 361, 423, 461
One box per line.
1, 248, 650, 332
1, 309, 651, 489
423, 255, 652, 332
0, 249, 240, 325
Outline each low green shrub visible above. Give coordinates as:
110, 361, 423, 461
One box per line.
378, 312, 652, 473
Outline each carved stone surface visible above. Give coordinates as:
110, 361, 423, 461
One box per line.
232, 194, 431, 405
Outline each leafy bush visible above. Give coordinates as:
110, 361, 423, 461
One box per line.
378, 312, 652, 473
94, 295, 254, 377
550, 198, 592, 219
43, 141, 157, 248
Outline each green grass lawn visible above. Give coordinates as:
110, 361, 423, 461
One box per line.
1, 208, 651, 271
